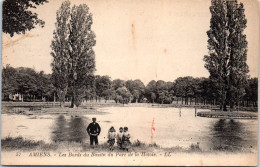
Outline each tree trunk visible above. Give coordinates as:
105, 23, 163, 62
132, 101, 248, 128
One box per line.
60, 101, 64, 108
222, 102, 227, 111
54, 93, 56, 102
221, 88, 227, 111
71, 97, 76, 108
230, 102, 234, 110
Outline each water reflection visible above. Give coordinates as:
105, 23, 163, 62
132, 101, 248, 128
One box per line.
210, 119, 244, 151
68, 116, 88, 143
52, 115, 67, 142
51, 115, 89, 143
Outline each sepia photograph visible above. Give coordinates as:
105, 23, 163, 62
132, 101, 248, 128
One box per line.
1, 0, 259, 166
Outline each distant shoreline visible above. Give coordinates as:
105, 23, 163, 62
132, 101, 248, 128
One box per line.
197, 111, 258, 119
1, 101, 258, 115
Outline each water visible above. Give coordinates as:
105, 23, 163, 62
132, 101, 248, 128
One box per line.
1, 107, 258, 152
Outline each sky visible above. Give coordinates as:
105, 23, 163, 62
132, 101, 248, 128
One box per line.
2, 0, 259, 85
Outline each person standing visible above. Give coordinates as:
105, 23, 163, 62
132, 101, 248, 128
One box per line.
116, 127, 124, 149
122, 127, 131, 151
107, 126, 116, 150
86, 117, 101, 146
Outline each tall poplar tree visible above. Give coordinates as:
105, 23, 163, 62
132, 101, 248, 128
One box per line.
68, 4, 96, 108
204, 0, 249, 111
51, 1, 71, 108
51, 1, 96, 108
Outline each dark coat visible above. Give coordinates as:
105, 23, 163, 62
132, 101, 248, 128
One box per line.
86, 122, 101, 136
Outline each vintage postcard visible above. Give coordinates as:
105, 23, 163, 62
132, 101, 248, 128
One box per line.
1, 0, 259, 166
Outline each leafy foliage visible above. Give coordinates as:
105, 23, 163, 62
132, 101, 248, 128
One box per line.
204, 0, 249, 111
3, 0, 48, 36
115, 87, 132, 104
125, 80, 145, 102
51, 1, 96, 107
95, 75, 112, 101
51, 0, 71, 107
2, 66, 54, 101
2, 65, 257, 108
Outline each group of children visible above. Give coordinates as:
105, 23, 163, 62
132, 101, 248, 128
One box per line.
107, 126, 131, 151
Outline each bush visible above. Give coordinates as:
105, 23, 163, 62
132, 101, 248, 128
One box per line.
132, 140, 146, 147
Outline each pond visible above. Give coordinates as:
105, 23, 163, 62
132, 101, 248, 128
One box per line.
1, 107, 258, 152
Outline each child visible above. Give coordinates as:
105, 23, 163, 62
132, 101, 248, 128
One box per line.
107, 126, 116, 150
116, 127, 124, 149
122, 127, 131, 151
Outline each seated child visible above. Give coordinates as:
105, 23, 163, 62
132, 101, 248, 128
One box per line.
122, 127, 131, 151
116, 127, 124, 149
107, 126, 116, 150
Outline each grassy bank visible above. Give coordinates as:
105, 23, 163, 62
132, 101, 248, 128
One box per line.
197, 111, 258, 119
1, 136, 254, 153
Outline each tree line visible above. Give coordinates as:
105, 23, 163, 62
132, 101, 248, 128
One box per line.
2, 65, 257, 108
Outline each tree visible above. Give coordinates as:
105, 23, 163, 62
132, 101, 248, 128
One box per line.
150, 92, 156, 103
174, 77, 194, 105
68, 3, 96, 107
156, 80, 167, 104
14, 67, 38, 101
126, 79, 145, 103
3, 0, 48, 36
145, 80, 157, 103
204, 0, 249, 111
2, 65, 55, 102
144, 80, 174, 104
84, 74, 96, 101
2, 65, 17, 100
95, 75, 112, 102
37, 72, 55, 101
51, 1, 71, 107
112, 79, 126, 90
115, 87, 132, 104
244, 78, 258, 107
51, 1, 96, 108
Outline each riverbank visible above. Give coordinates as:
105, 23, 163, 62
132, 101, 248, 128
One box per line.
0, 136, 203, 156
2, 101, 257, 114
197, 111, 258, 119
1, 136, 255, 153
